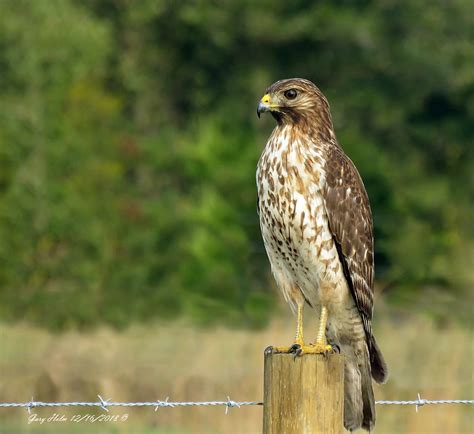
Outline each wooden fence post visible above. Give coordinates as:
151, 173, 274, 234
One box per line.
263, 348, 344, 434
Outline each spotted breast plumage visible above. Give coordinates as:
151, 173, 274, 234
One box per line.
256, 78, 388, 432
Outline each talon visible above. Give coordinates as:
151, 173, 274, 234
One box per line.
308, 342, 334, 354
289, 343, 301, 353
293, 345, 303, 360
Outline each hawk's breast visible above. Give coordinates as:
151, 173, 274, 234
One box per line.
257, 127, 350, 310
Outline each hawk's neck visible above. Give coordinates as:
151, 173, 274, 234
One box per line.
269, 121, 337, 155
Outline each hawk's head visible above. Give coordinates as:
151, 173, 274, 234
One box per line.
257, 78, 332, 129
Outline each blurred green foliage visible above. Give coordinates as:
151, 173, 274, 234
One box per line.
0, 0, 472, 329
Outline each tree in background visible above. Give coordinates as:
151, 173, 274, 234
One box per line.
0, 0, 472, 329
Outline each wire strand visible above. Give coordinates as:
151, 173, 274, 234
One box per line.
0, 395, 472, 414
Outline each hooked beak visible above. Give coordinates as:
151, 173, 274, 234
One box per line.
257, 93, 272, 118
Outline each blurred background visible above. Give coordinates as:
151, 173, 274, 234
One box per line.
0, 0, 472, 433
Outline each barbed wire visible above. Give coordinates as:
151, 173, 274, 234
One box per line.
0, 394, 472, 414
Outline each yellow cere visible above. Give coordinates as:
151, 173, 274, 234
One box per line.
261, 94, 271, 104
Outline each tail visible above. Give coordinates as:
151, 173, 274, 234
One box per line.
343, 343, 375, 432
343, 336, 388, 432
370, 334, 389, 384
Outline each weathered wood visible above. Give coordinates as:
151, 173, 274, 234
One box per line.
263, 348, 344, 434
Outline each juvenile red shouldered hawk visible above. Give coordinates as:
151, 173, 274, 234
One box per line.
256, 78, 388, 432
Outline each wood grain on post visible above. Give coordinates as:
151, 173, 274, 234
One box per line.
263, 348, 344, 434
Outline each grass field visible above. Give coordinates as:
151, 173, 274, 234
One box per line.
0, 302, 472, 434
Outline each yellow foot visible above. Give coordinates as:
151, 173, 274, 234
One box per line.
271, 338, 305, 354
289, 343, 334, 357
307, 342, 334, 354
269, 342, 334, 356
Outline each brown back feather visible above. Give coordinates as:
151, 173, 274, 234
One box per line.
323, 144, 375, 345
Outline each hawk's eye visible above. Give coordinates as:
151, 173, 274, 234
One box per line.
284, 89, 298, 100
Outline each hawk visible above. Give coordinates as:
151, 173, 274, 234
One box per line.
256, 78, 388, 431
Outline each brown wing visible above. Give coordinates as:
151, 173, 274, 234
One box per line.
323, 145, 374, 343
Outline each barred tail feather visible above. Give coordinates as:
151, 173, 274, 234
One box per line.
361, 360, 376, 431
343, 343, 376, 432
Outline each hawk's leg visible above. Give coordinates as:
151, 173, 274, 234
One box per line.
272, 304, 333, 356
294, 302, 304, 346
285, 306, 334, 356
273, 304, 305, 353
309, 306, 333, 353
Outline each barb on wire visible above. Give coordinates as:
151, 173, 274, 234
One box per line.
416, 393, 424, 412
225, 396, 240, 414
155, 397, 173, 411
27, 397, 35, 414
97, 395, 111, 412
